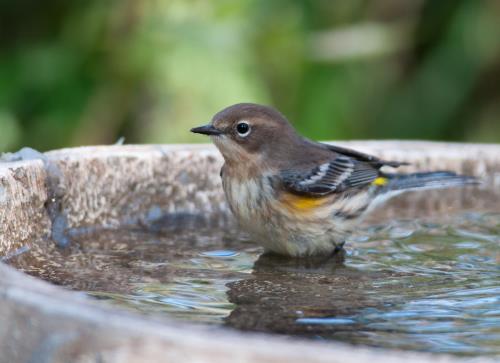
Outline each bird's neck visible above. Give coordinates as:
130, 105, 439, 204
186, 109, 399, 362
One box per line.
223, 155, 272, 180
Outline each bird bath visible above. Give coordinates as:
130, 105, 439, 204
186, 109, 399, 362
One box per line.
0, 142, 499, 363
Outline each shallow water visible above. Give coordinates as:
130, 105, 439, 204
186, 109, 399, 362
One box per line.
6, 212, 500, 357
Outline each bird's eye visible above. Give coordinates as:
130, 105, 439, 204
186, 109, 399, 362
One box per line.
236, 121, 251, 137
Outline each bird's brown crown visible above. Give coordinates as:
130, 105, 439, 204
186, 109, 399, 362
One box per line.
212, 103, 289, 129
191, 103, 331, 170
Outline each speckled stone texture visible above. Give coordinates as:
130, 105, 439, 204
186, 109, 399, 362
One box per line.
0, 160, 50, 255
0, 142, 499, 363
1, 142, 499, 256
46, 145, 228, 230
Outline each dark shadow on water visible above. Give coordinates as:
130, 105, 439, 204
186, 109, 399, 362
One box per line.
224, 251, 397, 338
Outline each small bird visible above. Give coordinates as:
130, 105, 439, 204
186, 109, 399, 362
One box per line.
191, 103, 478, 257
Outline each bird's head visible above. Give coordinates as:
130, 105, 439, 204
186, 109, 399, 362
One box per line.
191, 103, 299, 166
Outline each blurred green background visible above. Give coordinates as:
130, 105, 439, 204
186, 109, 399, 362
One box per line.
1, 0, 499, 152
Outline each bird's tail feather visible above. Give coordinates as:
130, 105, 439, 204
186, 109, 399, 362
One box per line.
383, 171, 479, 193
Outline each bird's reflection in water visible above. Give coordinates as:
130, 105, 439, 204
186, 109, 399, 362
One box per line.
224, 250, 395, 339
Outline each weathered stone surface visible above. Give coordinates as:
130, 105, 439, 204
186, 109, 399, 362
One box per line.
2, 142, 499, 255
46, 145, 228, 231
0, 141, 499, 363
0, 160, 50, 255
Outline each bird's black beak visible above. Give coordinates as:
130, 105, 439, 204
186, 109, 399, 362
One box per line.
190, 124, 222, 136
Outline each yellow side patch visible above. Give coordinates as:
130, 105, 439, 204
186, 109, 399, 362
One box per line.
281, 193, 328, 211
372, 177, 388, 186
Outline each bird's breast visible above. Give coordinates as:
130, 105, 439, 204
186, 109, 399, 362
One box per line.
222, 171, 335, 223
222, 174, 273, 221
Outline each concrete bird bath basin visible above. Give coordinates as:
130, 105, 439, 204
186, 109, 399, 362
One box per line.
0, 142, 499, 363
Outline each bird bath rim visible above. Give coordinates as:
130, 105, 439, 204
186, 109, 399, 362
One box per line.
0, 141, 499, 363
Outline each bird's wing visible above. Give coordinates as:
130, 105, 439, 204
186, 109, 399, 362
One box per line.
280, 155, 381, 196
324, 143, 408, 168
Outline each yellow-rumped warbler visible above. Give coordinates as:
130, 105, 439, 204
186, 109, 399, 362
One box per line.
191, 103, 477, 257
